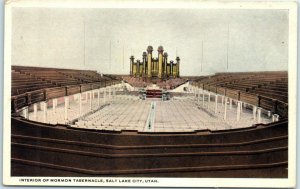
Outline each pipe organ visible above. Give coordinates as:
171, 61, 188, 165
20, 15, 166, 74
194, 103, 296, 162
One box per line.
130, 46, 180, 79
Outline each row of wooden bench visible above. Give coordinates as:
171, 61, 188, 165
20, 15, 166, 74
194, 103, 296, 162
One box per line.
12, 67, 116, 96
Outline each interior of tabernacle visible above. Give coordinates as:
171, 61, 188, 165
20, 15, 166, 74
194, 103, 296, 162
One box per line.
12, 60, 287, 133
10, 53, 288, 177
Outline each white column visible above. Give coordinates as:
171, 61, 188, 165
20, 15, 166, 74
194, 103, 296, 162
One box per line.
97, 89, 100, 106
237, 101, 241, 121
268, 111, 271, 117
197, 89, 200, 103
64, 96, 69, 122
42, 101, 47, 123
89, 91, 92, 110
68, 95, 71, 108
240, 102, 244, 113
108, 87, 111, 99
23, 107, 29, 119
229, 98, 232, 109
252, 106, 257, 121
79, 93, 82, 116
257, 107, 262, 123
272, 114, 279, 122
215, 94, 218, 114
103, 88, 107, 103
53, 98, 57, 113
275, 114, 279, 122
39, 102, 43, 111
224, 97, 228, 120
33, 103, 37, 121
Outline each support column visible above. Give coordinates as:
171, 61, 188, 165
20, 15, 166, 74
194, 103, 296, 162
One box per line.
53, 98, 57, 113
237, 101, 241, 121
224, 97, 228, 120
42, 101, 47, 123
257, 107, 262, 123
272, 114, 279, 122
97, 89, 100, 106
79, 93, 82, 116
197, 89, 200, 103
252, 105, 257, 121
23, 107, 29, 119
64, 96, 69, 122
215, 94, 218, 114
229, 98, 232, 109
268, 111, 271, 118
33, 103, 37, 121
103, 88, 107, 103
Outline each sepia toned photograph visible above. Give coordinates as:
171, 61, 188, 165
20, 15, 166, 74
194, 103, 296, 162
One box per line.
3, 0, 297, 187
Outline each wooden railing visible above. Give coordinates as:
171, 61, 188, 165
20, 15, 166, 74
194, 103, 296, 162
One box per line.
11, 80, 121, 113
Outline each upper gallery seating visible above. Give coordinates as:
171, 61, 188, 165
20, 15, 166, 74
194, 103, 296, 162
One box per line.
156, 78, 188, 89
11, 66, 116, 96
12, 70, 57, 96
122, 76, 147, 88
193, 72, 288, 103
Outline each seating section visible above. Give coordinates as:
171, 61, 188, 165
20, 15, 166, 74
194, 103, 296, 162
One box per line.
70, 96, 272, 133
74, 98, 149, 131
156, 78, 188, 89
12, 66, 117, 96
193, 72, 288, 103
12, 70, 56, 96
122, 77, 148, 88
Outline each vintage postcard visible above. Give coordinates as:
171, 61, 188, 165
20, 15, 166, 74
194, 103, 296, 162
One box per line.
3, 0, 297, 187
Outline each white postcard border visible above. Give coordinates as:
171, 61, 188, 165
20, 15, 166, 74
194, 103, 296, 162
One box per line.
3, 0, 297, 187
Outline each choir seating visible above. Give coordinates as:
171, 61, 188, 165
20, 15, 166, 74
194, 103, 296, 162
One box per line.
123, 76, 187, 89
